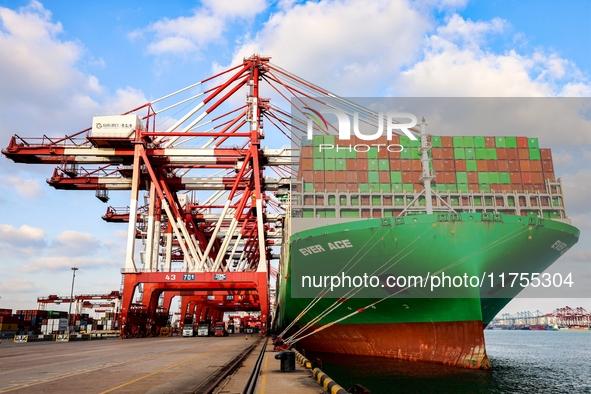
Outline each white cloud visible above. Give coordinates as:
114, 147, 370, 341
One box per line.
396, 15, 591, 97
18, 256, 119, 272
0, 176, 43, 198
0, 223, 46, 245
570, 215, 591, 230
552, 151, 574, 166
50, 230, 103, 256
0, 278, 44, 293
561, 169, 591, 216
132, 0, 267, 55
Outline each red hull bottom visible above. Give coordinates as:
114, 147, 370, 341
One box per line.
296, 320, 491, 370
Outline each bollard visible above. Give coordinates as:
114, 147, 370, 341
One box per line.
274, 351, 296, 372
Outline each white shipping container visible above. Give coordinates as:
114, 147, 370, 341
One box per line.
41, 324, 47, 333
91, 115, 143, 137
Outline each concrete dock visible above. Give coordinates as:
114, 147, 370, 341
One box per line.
0, 335, 329, 394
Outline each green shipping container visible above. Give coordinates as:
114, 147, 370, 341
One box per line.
475, 136, 486, 148
313, 146, 323, 159
478, 172, 489, 184
369, 184, 380, 193
457, 184, 469, 192
528, 138, 539, 148
452, 136, 464, 147
324, 135, 335, 145
465, 148, 476, 160
403, 184, 414, 192
369, 171, 380, 183
476, 148, 488, 160
486, 148, 498, 160
324, 147, 335, 159
341, 209, 360, 218
368, 147, 378, 159
456, 172, 468, 184
447, 184, 458, 192
505, 136, 517, 148
435, 184, 447, 192
480, 184, 491, 192
392, 183, 403, 192
312, 135, 324, 146
488, 172, 500, 183
359, 184, 370, 192
410, 138, 420, 148
495, 137, 506, 148
391, 171, 403, 183
463, 136, 475, 147
380, 184, 391, 193
328, 195, 336, 206
466, 160, 477, 172
335, 149, 346, 159
379, 159, 390, 171
313, 159, 324, 170
394, 196, 405, 205
336, 159, 347, 171
346, 149, 357, 159
304, 182, 314, 192
500, 172, 511, 184
303, 209, 314, 218
372, 196, 381, 205
400, 136, 411, 146
325, 159, 335, 170
431, 136, 442, 147
411, 148, 421, 159
351, 195, 360, 205
400, 147, 411, 159
368, 159, 379, 171
454, 148, 466, 159
529, 148, 541, 160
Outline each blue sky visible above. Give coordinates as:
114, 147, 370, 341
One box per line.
0, 0, 589, 316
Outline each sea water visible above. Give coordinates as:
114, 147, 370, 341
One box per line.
306, 330, 591, 393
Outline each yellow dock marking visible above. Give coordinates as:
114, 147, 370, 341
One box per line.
258, 349, 269, 394
99, 343, 234, 394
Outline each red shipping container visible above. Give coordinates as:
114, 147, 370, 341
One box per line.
357, 151, 368, 159
432, 148, 443, 159
487, 161, 499, 172
496, 148, 507, 160
490, 184, 502, 192
510, 172, 522, 183
336, 183, 348, 192
389, 150, 401, 159
336, 172, 347, 183
518, 149, 529, 160
531, 161, 542, 172
435, 172, 446, 183
314, 171, 325, 183
500, 184, 513, 192
511, 183, 523, 192
441, 148, 454, 159
442, 160, 455, 171
325, 171, 336, 183
401, 160, 413, 171
469, 183, 479, 192
520, 160, 532, 172
357, 171, 368, 183
378, 148, 389, 159
325, 183, 337, 192
517, 136, 528, 148
358, 159, 369, 171
543, 170, 555, 182
441, 136, 453, 147
390, 135, 400, 144
522, 185, 534, 192
346, 159, 358, 171
414, 183, 424, 192
302, 146, 313, 159
403, 172, 414, 183
508, 160, 520, 172
301, 171, 313, 182
506, 148, 518, 160
532, 173, 544, 183
0, 309, 12, 316
540, 148, 552, 160
477, 160, 488, 172
542, 160, 554, 172
361, 209, 371, 218
467, 172, 478, 183
521, 172, 533, 184
455, 160, 466, 171
485, 137, 496, 148
531, 184, 545, 192
346, 171, 358, 182
390, 160, 401, 171
444, 172, 456, 184
376, 136, 387, 145
301, 159, 313, 171
380, 172, 390, 183
347, 183, 359, 192
433, 160, 444, 171
412, 160, 422, 171
497, 160, 509, 172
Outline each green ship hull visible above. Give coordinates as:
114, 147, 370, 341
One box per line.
276, 212, 579, 368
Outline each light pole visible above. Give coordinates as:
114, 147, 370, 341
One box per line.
67, 267, 78, 336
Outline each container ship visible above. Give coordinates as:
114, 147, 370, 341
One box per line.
275, 124, 580, 369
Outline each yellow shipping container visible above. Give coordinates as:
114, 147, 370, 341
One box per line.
0, 323, 18, 331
